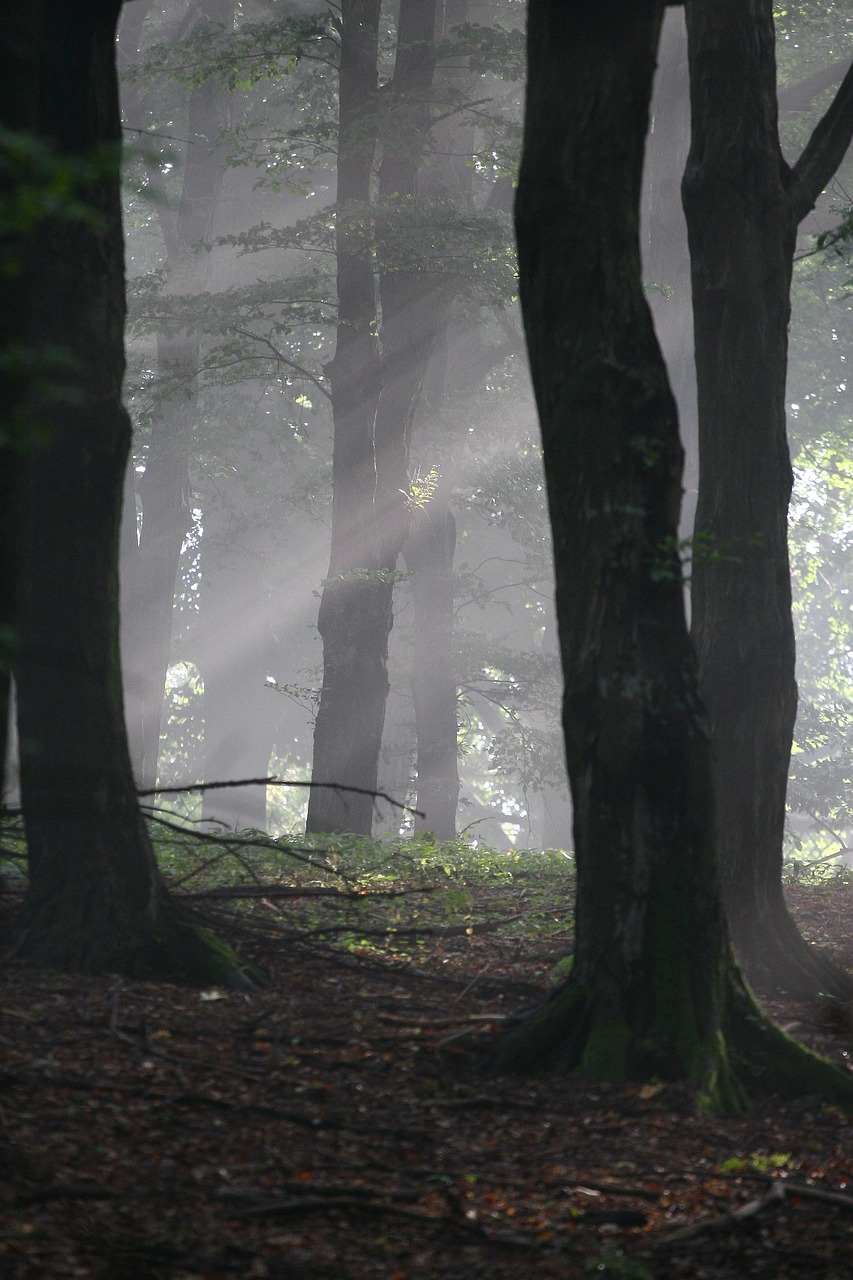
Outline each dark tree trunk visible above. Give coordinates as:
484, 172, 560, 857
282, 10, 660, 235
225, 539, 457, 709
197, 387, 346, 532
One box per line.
307, 0, 441, 835
0, 5, 39, 802
120, 4, 232, 791
403, 497, 459, 839
683, 0, 853, 998
13, 0, 251, 985
493, 0, 853, 1111
306, 0, 384, 835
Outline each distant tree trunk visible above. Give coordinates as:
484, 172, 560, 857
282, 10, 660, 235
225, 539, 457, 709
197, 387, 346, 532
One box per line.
14, 0, 251, 985
403, 497, 459, 839
683, 0, 853, 998
119, 3, 233, 791
306, 0, 384, 835
307, 0, 441, 835
494, 0, 853, 1111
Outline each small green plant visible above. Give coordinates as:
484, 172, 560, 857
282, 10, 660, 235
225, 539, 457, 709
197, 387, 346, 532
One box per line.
585, 1247, 653, 1279
720, 1151, 792, 1175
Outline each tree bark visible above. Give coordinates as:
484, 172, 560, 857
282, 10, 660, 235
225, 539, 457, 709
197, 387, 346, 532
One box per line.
683, 0, 853, 998
493, 0, 853, 1112
307, 0, 441, 835
306, 0, 384, 835
13, 0, 252, 986
403, 496, 459, 839
0, 4, 39, 803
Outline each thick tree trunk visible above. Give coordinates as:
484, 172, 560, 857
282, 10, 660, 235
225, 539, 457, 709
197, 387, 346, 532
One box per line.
120, 6, 232, 791
683, 0, 853, 999
14, 0, 251, 986
403, 498, 459, 839
493, 0, 853, 1111
308, 0, 441, 835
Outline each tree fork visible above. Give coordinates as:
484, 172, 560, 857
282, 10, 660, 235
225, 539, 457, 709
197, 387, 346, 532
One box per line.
491, 0, 853, 1112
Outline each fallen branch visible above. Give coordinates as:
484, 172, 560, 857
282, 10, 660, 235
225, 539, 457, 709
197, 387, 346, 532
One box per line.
654, 1176, 853, 1248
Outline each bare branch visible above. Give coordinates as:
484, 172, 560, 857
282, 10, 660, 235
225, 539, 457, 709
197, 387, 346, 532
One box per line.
231, 327, 332, 400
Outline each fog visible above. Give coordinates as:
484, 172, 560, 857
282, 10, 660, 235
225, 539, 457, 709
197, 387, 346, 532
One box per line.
92, 1, 853, 863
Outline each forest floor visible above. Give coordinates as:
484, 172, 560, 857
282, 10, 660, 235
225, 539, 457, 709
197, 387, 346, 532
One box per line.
1, 833, 852, 1280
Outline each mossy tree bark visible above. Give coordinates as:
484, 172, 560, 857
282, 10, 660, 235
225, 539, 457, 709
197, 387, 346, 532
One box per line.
684, 0, 853, 999
494, 0, 853, 1113
14, 0, 251, 986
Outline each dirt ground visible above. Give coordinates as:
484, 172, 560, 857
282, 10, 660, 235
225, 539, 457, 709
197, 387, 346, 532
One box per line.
1, 876, 852, 1279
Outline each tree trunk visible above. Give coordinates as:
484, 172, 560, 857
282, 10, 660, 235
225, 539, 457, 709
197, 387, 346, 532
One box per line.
493, 0, 853, 1112
307, 0, 441, 835
403, 497, 459, 839
683, 0, 853, 998
120, 4, 233, 791
306, 0, 384, 836
0, 4, 39, 803
14, 0, 252, 986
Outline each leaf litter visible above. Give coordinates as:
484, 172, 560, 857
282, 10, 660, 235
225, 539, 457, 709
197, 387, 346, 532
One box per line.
0, 868, 852, 1279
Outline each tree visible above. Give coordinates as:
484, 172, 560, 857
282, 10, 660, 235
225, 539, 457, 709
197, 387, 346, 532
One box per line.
683, 0, 853, 997
307, 0, 448, 835
0, 6, 39, 804
13, 0, 252, 984
494, 0, 853, 1112
403, 490, 459, 838
119, 0, 235, 793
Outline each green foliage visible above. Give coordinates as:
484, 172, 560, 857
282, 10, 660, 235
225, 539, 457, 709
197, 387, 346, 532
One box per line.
437, 23, 526, 83
0, 126, 112, 249
720, 1151, 792, 1174
127, 14, 332, 91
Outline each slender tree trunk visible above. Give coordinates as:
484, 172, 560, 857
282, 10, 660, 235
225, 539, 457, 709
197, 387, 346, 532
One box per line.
120, 5, 232, 791
306, 0, 384, 835
493, 0, 853, 1111
14, 0, 251, 986
403, 497, 459, 838
683, 0, 853, 998
307, 0, 441, 834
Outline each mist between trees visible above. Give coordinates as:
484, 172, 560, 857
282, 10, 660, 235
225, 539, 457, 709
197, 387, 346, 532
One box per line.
4, 0, 853, 1102
97, 2, 853, 868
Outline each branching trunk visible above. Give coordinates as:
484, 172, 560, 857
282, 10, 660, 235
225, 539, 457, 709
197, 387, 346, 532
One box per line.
493, 0, 853, 1113
14, 0, 252, 987
684, 0, 853, 999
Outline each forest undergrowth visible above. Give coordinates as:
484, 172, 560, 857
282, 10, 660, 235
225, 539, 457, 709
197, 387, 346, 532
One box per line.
1, 824, 852, 1279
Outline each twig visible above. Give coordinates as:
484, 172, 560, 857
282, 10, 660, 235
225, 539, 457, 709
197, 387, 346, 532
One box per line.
184, 883, 436, 901
139, 774, 423, 816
